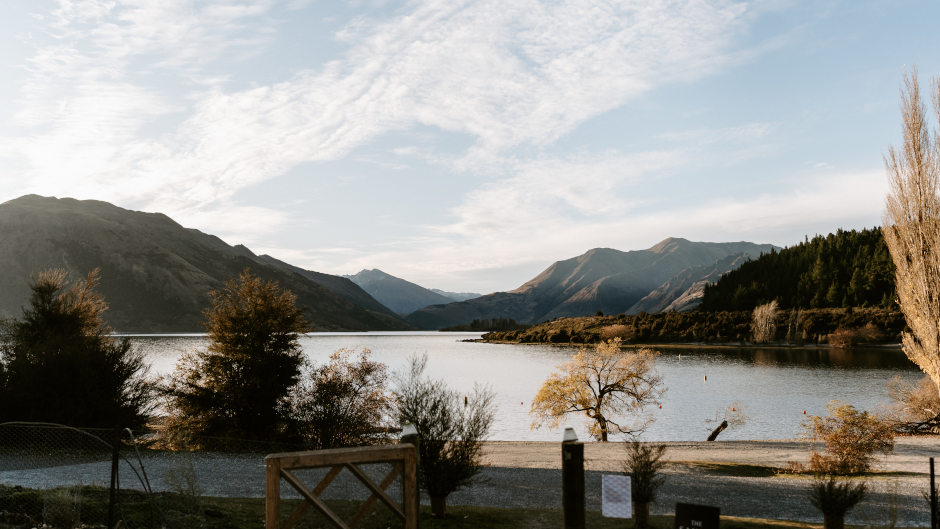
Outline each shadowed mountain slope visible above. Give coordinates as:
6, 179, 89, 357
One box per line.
0, 195, 411, 332
405, 238, 775, 329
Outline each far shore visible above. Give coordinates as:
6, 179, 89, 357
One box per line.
471, 338, 903, 350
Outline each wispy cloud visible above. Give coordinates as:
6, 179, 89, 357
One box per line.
325, 166, 887, 292
3, 0, 759, 237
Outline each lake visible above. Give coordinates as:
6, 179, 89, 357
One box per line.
130, 332, 922, 442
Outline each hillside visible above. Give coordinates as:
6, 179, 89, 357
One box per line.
699, 228, 895, 311
345, 269, 456, 315
0, 195, 411, 332
406, 238, 776, 329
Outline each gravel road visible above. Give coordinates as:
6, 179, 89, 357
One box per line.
2, 438, 938, 526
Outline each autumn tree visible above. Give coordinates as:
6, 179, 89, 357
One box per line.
392, 355, 495, 518
290, 347, 391, 449
0, 269, 152, 429
751, 300, 778, 343
883, 69, 940, 407
163, 270, 308, 445
530, 339, 663, 442
804, 401, 894, 475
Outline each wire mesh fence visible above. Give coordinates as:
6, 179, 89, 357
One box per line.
0, 422, 411, 529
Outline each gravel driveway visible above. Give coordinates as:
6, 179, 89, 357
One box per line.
2, 439, 937, 526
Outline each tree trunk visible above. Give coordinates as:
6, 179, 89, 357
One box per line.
707, 420, 728, 441
633, 501, 650, 528
597, 414, 608, 442
430, 495, 447, 518
823, 513, 844, 529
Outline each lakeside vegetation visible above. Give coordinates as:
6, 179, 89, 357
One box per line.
481, 308, 905, 346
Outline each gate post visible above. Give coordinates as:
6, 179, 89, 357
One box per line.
561, 427, 584, 529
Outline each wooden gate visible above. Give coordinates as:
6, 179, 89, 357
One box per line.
265, 444, 418, 529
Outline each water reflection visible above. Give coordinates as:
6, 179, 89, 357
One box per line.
129, 333, 922, 441
663, 345, 915, 369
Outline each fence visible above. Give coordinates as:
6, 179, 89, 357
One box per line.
265, 444, 418, 529
0, 422, 416, 529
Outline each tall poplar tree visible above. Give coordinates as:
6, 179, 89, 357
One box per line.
883, 69, 940, 400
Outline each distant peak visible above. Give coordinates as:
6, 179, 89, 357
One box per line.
4, 194, 58, 206
648, 237, 691, 252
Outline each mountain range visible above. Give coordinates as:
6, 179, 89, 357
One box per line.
0, 195, 777, 332
405, 238, 777, 329
0, 195, 410, 332
345, 269, 481, 316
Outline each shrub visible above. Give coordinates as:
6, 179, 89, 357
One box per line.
600, 324, 635, 341
751, 300, 778, 343
393, 355, 495, 518
291, 348, 391, 449
886, 374, 940, 424
804, 401, 894, 475
809, 477, 866, 529
827, 323, 885, 347
623, 441, 666, 528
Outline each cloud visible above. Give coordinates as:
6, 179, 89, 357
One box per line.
314, 165, 888, 292
3, 0, 759, 226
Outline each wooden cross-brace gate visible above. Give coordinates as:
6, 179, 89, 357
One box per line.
265, 444, 418, 529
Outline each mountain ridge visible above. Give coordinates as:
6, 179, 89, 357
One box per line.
405, 239, 776, 329
0, 195, 411, 332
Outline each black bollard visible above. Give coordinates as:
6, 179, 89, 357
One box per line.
931, 457, 937, 529
561, 428, 584, 529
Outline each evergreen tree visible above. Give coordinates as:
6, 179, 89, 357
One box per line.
164, 270, 308, 445
0, 269, 152, 429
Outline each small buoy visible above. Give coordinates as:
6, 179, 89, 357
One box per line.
731, 407, 736, 412
658, 405, 662, 409
521, 402, 524, 405
802, 410, 806, 414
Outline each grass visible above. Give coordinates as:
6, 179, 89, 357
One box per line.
0, 485, 925, 529
676, 460, 781, 478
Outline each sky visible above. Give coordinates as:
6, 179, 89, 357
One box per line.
1, 0, 939, 294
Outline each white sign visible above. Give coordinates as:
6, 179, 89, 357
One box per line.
602, 474, 632, 518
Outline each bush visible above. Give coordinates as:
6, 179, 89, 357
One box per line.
623, 441, 666, 528
291, 348, 391, 449
886, 374, 940, 427
0, 269, 153, 429
804, 401, 894, 475
600, 324, 635, 341
827, 323, 885, 347
751, 300, 778, 343
393, 355, 495, 518
163, 270, 307, 445
809, 477, 866, 529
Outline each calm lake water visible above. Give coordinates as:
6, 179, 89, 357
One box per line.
130, 332, 922, 442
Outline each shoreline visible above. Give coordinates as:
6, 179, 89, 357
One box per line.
472, 339, 903, 349
479, 436, 939, 473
